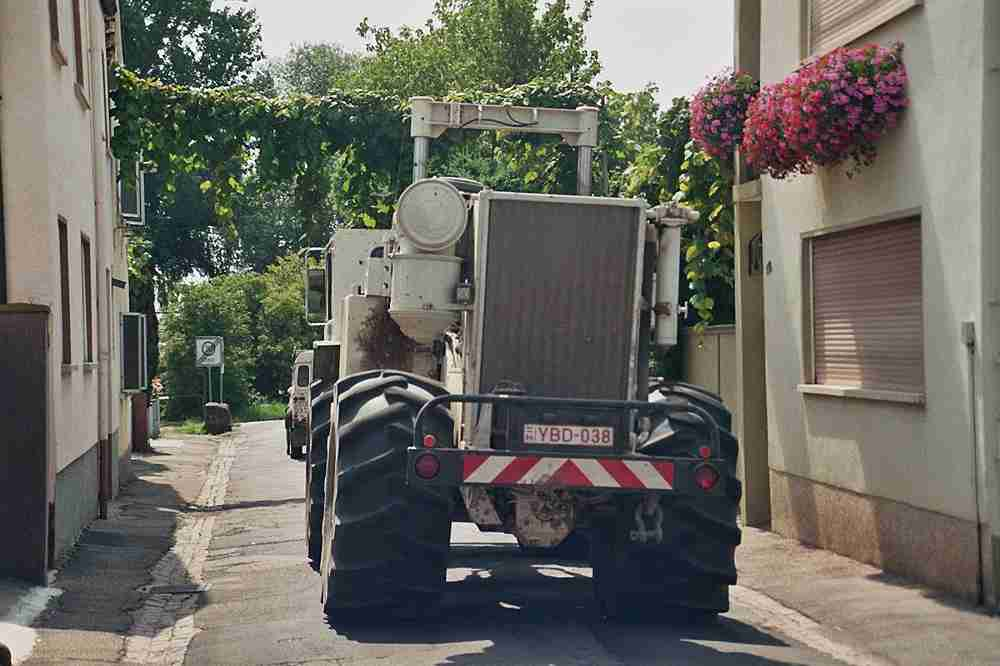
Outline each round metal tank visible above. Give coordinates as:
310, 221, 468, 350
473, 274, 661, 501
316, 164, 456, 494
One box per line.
389, 253, 462, 344
395, 178, 468, 254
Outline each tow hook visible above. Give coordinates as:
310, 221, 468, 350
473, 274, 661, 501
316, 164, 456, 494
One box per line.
629, 494, 663, 544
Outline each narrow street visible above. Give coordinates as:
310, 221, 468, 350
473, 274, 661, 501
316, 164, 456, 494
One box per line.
182, 421, 844, 665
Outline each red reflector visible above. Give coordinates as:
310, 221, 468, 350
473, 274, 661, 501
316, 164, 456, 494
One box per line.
698, 445, 712, 460
422, 434, 437, 448
694, 464, 720, 491
415, 453, 441, 480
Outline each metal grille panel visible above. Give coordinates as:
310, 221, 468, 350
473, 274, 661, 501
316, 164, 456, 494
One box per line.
479, 198, 640, 400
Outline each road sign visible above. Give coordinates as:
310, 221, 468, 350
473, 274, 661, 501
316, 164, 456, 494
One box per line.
195, 337, 224, 367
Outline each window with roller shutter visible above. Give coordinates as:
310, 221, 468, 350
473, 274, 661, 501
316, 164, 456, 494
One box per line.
805, 217, 924, 395
808, 0, 922, 56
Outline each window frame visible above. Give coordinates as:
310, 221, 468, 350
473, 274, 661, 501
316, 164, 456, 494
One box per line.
58, 217, 72, 365
81, 234, 94, 364
49, 0, 69, 66
798, 208, 926, 405
805, 0, 922, 58
71, 0, 91, 108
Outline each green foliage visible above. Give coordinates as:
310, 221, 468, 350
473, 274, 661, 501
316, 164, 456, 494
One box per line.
239, 402, 287, 423
110, 69, 607, 234
676, 143, 735, 330
622, 96, 735, 332
158, 253, 316, 420
160, 274, 258, 419
353, 0, 601, 99
268, 42, 361, 96
120, 0, 264, 88
254, 254, 318, 399
162, 419, 207, 435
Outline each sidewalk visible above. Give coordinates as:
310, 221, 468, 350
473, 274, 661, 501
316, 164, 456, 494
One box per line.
0, 430, 224, 665
737, 525, 1000, 666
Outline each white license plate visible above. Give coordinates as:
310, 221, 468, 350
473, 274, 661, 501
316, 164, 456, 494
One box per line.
523, 424, 614, 446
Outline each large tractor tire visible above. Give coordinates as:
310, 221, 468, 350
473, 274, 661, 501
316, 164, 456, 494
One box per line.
321, 371, 454, 618
306, 384, 335, 569
592, 382, 741, 620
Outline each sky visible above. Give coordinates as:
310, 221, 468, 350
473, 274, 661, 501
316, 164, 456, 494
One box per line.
236, 0, 734, 106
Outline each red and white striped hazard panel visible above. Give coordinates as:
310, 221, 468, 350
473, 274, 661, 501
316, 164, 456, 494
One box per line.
461, 453, 674, 490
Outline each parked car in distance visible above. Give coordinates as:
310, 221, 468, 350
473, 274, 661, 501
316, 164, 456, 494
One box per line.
284, 350, 313, 459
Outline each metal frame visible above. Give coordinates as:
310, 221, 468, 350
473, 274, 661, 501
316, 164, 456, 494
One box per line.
466, 191, 647, 433
409, 97, 599, 196
409, 392, 725, 495
418, 392, 721, 453
119, 159, 145, 228
302, 247, 326, 329
407, 447, 727, 496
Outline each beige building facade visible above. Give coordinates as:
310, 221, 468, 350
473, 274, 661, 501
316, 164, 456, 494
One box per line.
0, 0, 143, 580
732, 0, 1000, 606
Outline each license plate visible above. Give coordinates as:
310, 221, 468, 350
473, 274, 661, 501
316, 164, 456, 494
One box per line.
523, 424, 614, 446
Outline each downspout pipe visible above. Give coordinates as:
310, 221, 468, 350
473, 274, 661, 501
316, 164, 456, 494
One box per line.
963, 320, 986, 605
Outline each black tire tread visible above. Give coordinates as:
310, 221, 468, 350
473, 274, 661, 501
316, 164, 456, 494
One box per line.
323, 371, 453, 615
593, 385, 740, 617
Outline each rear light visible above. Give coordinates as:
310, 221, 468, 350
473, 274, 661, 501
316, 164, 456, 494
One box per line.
698, 445, 712, 460
422, 434, 437, 448
415, 453, 441, 480
694, 464, 720, 491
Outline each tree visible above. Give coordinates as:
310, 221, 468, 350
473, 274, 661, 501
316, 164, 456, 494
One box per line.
121, 0, 264, 87
158, 254, 316, 419
160, 274, 258, 419
254, 254, 318, 399
354, 0, 600, 99
269, 42, 361, 96
120, 0, 267, 381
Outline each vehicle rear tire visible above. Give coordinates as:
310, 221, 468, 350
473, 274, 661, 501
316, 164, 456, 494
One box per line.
306, 384, 335, 569
321, 371, 454, 617
592, 383, 740, 620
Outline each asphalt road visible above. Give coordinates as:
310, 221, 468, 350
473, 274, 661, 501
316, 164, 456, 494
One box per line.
184, 421, 843, 666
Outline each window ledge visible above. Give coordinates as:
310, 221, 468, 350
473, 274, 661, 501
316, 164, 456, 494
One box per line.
61, 363, 77, 375
51, 41, 69, 67
74, 82, 91, 110
83, 362, 98, 373
798, 384, 925, 406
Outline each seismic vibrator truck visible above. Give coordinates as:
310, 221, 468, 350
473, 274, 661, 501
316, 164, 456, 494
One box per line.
301, 97, 741, 619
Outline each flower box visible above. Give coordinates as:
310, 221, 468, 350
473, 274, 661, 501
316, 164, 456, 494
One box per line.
742, 42, 909, 179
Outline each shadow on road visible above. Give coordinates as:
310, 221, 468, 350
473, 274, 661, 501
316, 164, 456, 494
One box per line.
324, 548, 800, 666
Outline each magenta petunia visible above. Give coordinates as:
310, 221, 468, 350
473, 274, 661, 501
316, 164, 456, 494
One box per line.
690, 68, 760, 160
741, 42, 908, 179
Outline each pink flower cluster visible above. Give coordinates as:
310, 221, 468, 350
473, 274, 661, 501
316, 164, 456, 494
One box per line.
742, 42, 909, 179
690, 69, 759, 161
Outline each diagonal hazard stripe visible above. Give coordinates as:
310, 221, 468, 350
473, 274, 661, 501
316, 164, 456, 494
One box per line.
572, 458, 620, 488
492, 456, 542, 485
624, 460, 673, 489
519, 457, 567, 483
550, 459, 593, 487
652, 462, 675, 488
464, 455, 515, 483
597, 459, 645, 488
462, 453, 490, 479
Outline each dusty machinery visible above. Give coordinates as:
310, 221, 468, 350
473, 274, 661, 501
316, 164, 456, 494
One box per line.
302, 97, 741, 619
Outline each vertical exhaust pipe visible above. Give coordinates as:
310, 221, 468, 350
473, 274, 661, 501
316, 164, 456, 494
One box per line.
647, 204, 699, 348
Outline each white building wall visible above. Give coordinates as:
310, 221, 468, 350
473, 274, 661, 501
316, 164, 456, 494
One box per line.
758, 0, 992, 600
761, 0, 983, 521
1, 0, 131, 558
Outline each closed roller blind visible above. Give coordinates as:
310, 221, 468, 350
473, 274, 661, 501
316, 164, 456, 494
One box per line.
810, 0, 921, 55
811, 218, 923, 393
